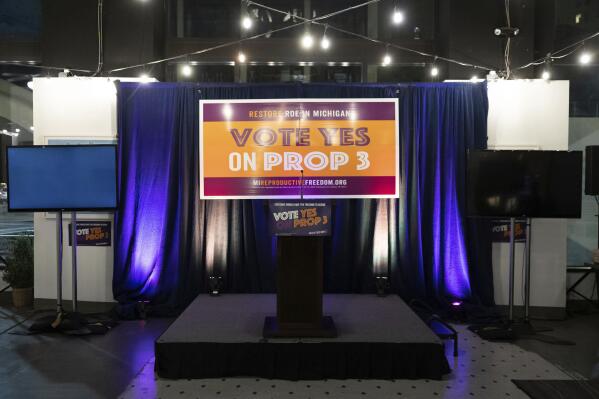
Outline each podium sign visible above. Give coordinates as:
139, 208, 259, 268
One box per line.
269, 201, 331, 236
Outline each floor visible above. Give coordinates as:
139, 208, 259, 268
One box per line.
0, 301, 596, 399
513, 309, 599, 380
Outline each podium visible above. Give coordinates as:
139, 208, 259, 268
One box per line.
263, 236, 337, 338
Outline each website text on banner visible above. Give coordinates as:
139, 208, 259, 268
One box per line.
199, 98, 399, 199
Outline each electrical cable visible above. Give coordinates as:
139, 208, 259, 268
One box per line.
109, 0, 381, 73
92, 0, 104, 77
515, 30, 599, 71
7, 0, 596, 77
109, 0, 493, 74
109, 12, 307, 73
0, 62, 93, 74
249, 0, 494, 71
0, 308, 55, 336
503, 0, 512, 79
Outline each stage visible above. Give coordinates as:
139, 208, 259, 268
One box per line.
155, 294, 451, 380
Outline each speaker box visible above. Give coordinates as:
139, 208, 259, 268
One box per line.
586, 146, 599, 195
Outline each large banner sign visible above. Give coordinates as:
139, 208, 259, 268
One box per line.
199, 99, 399, 199
269, 201, 331, 236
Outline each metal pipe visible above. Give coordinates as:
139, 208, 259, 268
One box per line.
56, 211, 63, 314
71, 212, 78, 313
508, 217, 516, 322
524, 218, 532, 323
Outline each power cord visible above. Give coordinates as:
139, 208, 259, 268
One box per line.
0, 308, 55, 336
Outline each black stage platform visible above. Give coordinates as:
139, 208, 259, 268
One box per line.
155, 294, 451, 380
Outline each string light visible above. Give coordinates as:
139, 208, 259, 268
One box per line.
320, 25, 331, 50
430, 59, 439, 78
241, 15, 253, 30
108, 0, 493, 75
139, 73, 152, 83
579, 51, 592, 65
301, 32, 314, 49
392, 9, 404, 24
382, 54, 392, 66
181, 63, 192, 77
541, 70, 550, 80
541, 56, 551, 80
392, 1, 404, 25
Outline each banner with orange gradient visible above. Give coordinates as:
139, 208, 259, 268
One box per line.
199, 98, 399, 199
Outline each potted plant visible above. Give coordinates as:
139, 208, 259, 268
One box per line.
2, 236, 34, 308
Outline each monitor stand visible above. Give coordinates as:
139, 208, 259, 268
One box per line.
30, 211, 88, 332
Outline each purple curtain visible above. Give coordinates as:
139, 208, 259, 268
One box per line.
114, 82, 492, 313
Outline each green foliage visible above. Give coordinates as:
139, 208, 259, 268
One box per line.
2, 236, 33, 289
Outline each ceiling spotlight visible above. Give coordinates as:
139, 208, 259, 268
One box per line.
241, 16, 253, 30
301, 32, 314, 49
181, 64, 192, 77
430, 66, 439, 77
382, 53, 392, 66
320, 36, 330, 50
392, 9, 404, 25
15, 128, 20, 133
579, 52, 592, 65
237, 51, 247, 63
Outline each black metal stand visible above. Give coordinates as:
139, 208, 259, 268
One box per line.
30, 212, 88, 332
500, 218, 551, 335
470, 218, 562, 341
30, 212, 66, 331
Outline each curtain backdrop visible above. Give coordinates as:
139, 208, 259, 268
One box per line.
114, 82, 493, 313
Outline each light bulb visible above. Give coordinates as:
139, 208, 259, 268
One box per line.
181, 64, 192, 77
27, 81, 34, 90
237, 51, 246, 63
301, 33, 314, 49
139, 73, 152, 83
382, 54, 392, 66
392, 9, 404, 25
579, 52, 592, 65
541, 70, 550, 80
320, 36, 330, 50
241, 16, 252, 30
470, 75, 479, 82
15, 128, 20, 133
430, 66, 439, 77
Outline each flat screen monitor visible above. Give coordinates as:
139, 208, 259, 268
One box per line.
7, 145, 117, 212
467, 150, 582, 218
